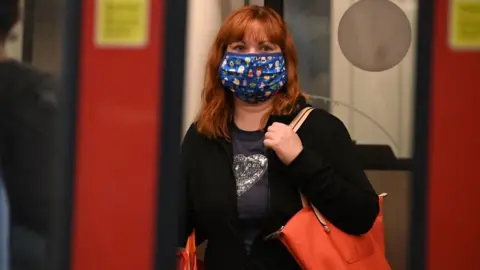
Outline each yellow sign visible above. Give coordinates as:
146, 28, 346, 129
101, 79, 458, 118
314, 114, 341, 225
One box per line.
95, 0, 149, 48
450, 0, 480, 49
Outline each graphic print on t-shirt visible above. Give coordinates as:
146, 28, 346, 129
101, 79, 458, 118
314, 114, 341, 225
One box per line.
233, 153, 268, 196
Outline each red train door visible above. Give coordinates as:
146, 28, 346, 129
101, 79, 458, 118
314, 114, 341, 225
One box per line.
422, 0, 480, 269
51, 0, 188, 269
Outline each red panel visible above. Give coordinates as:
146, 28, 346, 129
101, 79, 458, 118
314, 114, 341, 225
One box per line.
71, 1, 164, 269
427, 0, 480, 269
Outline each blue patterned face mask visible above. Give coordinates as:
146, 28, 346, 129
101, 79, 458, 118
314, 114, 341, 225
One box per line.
218, 52, 287, 104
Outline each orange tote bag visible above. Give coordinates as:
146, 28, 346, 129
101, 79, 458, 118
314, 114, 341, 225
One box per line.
268, 107, 391, 270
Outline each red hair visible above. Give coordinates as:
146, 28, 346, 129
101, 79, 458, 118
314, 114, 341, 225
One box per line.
195, 5, 307, 140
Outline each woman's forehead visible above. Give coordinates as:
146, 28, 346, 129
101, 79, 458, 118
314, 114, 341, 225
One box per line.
245, 22, 269, 39
238, 22, 271, 43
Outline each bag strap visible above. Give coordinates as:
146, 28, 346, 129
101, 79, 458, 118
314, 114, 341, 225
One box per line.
288, 107, 315, 132
288, 107, 332, 232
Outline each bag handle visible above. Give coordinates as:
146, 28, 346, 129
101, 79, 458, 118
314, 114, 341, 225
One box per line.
288, 107, 332, 232
288, 107, 315, 132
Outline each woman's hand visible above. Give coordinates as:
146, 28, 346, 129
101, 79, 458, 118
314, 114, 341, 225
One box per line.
264, 122, 303, 165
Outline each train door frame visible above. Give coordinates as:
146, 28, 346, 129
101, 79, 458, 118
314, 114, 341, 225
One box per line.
410, 0, 435, 269
154, 0, 188, 269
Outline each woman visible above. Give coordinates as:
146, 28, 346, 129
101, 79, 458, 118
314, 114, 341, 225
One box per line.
179, 6, 379, 270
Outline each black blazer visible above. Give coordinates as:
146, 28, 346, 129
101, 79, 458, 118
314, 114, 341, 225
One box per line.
179, 103, 379, 270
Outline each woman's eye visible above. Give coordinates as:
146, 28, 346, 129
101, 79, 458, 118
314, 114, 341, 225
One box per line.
232, 45, 245, 51
261, 46, 274, 52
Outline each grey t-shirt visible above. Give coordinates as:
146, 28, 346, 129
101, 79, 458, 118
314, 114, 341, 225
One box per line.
231, 123, 269, 254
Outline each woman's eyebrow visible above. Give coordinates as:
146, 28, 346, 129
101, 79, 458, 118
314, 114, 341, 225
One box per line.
258, 40, 273, 45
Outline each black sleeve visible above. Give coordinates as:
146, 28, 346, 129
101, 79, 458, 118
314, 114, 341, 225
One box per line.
1, 74, 58, 236
177, 124, 200, 247
285, 110, 379, 235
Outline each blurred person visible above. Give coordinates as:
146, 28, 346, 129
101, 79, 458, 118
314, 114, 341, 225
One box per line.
178, 5, 379, 270
0, 0, 58, 269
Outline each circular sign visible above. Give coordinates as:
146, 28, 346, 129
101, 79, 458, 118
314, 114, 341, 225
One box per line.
338, 0, 412, 72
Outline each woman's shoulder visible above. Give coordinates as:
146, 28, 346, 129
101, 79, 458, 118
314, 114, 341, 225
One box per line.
303, 108, 349, 133
182, 123, 215, 147
181, 123, 203, 161
296, 107, 353, 148
182, 123, 202, 144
